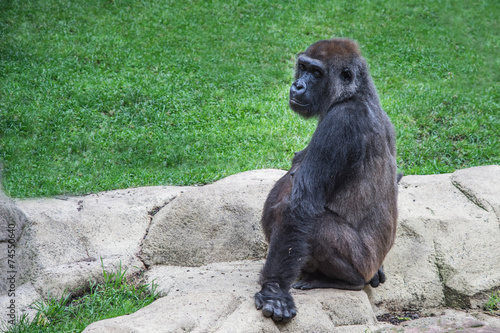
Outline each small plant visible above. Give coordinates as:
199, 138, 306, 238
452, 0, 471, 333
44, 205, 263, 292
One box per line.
484, 290, 500, 314
1, 263, 159, 333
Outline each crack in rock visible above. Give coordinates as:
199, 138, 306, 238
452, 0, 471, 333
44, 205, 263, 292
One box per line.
451, 179, 490, 212
138, 195, 178, 269
433, 239, 472, 309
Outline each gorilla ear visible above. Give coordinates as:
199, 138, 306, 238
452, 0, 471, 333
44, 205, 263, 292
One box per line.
341, 68, 353, 83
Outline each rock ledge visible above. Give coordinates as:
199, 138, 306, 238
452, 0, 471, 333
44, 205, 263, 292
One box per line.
1, 166, 500, 332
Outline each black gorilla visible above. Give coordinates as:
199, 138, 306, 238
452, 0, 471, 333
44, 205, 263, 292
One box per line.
254, 38, 398, 322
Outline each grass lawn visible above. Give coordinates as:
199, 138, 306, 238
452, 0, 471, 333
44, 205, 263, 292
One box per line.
1, 0, 498, 198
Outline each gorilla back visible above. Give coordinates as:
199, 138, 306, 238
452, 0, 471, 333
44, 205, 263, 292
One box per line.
254, 38, 398, 322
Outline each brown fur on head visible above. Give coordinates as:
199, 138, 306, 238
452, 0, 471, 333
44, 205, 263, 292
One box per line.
303, 38, 361, 61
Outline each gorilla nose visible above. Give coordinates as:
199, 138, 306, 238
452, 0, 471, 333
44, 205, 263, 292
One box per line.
290, 80, 306, 98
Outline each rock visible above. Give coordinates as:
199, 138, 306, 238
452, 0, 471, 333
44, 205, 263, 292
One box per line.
0, 190, 29, 322
377, 309, 500, 332
145, 260, 263, 298
140, 169, 285, 266
0, 191, 27, 294
318, 289, 377, 326
11, 186, 184, 299
83, 291, 243, 333
1, 166, 500, 332
451, 165, 500, 217
84, 261, 387, 332
369, 165, 500, 314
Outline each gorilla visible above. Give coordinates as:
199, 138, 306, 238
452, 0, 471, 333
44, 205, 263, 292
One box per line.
254, 38, 398, 322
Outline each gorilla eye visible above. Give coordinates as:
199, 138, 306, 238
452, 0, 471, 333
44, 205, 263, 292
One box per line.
313, 70, 321, 78
341, 68, 352, 82
298, 63, 306, 71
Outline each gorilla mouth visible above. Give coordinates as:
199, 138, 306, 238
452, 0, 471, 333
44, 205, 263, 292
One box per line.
290, 99, 309, 107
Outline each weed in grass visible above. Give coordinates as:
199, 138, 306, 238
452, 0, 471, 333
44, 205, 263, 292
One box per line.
1, 263, 159, 333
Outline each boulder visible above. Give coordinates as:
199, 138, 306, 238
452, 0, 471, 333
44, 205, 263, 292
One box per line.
1, 165, 499, 332
0, 190, 29, 322
0, 191, 27, 294
3, 186, 184, 301
451, 165, 500, 217
84, 261, 385, 332
140, 169, 285, 266
377, 309, 500, 332
84, 291, 244, 333
369, 165, 500, 314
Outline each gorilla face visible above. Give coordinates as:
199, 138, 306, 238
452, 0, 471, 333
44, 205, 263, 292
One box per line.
289, 55, 328, 118
289, 50, 364, 119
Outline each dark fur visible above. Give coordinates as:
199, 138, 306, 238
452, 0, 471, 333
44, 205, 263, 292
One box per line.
254, 38, 398, 322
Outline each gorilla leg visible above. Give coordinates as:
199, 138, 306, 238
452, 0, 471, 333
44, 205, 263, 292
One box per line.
294, 263, 386, 290
293, 212, 379, 291
292, 245, 365, 291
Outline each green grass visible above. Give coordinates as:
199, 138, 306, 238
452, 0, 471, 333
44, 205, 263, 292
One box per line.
1, 0, 498, 198
2, 263, 159, 333
484, 290, 500, 314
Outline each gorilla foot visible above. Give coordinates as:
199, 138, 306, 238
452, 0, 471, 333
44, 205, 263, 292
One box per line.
254, 282, 297, 322
292, 278, 318, 290
369, 266, 386, 288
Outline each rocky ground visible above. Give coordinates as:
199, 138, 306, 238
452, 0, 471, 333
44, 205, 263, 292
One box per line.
1, 165, 500, 332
